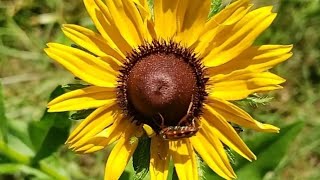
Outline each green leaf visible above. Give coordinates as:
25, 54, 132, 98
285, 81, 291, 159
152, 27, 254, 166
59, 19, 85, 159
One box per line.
172, 167, 179, 180
62, 83, 89, 91
120, 159, 135, 180
236, 94, 274, 108
132, 136, 151, 180
69, 109, 95, 121
0, 163, 50, 179
0, 154, 10, 163
203, 122, 304, 179
0, 82, 8, 143
235, 122, 304, 180
225, 147, 236, 165
196, 155, 205, 180
71, 44, 97, 57
209, 0, 222, 18
147, 0, 154, 18
166, 158, 175, 180
28, 86, 71, 164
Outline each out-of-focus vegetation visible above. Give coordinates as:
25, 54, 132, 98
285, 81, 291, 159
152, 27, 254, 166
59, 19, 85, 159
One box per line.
0, 0, 319, 179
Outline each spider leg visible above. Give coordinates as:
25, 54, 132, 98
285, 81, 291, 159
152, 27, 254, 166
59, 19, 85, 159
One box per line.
151, 113, 165, 128
158, 113, 165, 128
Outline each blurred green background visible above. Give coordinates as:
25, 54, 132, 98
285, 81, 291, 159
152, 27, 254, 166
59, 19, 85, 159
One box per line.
0, 0, 319, 179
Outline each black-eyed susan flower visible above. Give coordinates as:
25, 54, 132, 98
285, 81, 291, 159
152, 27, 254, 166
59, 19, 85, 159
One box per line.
44, 0, 292, 179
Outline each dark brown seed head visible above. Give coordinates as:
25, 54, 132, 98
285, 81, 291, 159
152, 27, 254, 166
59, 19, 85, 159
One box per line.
127, 53, 196, 126
117, 40, 207, 132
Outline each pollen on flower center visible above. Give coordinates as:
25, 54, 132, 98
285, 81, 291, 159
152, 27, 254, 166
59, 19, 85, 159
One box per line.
117, 41, 207, 132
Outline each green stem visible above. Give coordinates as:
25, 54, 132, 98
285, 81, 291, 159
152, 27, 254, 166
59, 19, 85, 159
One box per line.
39, 162, 70, 180
0, 141, 31, 164
0, 141, 70, 179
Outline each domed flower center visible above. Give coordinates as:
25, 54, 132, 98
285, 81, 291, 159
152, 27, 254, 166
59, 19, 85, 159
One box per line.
117, 41, 207, 133
127, 53, 196, 126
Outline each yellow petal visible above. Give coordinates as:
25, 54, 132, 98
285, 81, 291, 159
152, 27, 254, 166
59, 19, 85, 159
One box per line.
205, 0, 250, 30
105, 131, 138, 180
208, 71, 285, 101
206, 97, 280, 133
62, 24, 125, 60
83, 0, 132, 53
131, 0, 155, 41
169, 139, 198, 180
125, 0, 153, 42
210, 70, 286, 83
76, 117, 135, 153
103, 0, 144, 47
132, 0, 151, 19
48, 86, 115, 112
196, 4, 252, 55
74, 118, 140, 153
207, 45, 293, 75
175, 0, 210, 46
203, 104, 256, 161
44, 43, 117, 87
203, 6, 276, 67
66, 104, 120, 145
99, 55, 123, 71
150, 136, 169, 180
190, 129, 236, 179
154, 0, 179, 39
73, 144, 95, 153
